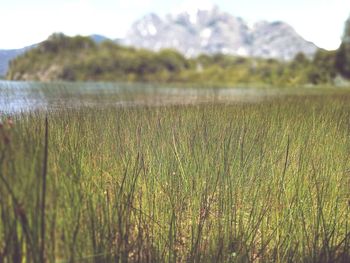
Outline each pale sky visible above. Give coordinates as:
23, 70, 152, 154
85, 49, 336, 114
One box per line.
0, 0, 349, 50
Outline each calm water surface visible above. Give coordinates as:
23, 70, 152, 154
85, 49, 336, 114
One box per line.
0, 81, 281, 114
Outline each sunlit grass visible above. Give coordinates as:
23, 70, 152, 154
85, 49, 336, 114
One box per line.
0, 91, 350, 262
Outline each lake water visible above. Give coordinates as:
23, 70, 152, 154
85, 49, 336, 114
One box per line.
0, 81, 282, 114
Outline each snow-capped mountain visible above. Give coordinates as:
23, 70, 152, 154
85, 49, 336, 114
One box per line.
124, 6, 318, 60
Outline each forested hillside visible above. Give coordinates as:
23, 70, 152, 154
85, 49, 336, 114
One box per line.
6, 32, 346, 86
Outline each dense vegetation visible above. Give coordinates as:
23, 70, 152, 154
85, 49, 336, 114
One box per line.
336, 16, 350, 78
6, 29, 347, 86
1, 90, 350, 262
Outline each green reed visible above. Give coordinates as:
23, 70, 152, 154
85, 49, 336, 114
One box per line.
0, 93, 349, 262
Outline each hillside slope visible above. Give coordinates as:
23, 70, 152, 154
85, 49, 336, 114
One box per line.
7, 33, 337, 85
0, 46, 34, 76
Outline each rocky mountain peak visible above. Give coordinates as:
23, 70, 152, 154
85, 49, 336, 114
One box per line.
123, 7, 318, 60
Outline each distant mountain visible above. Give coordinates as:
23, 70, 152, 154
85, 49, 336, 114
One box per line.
124, 6, 318, 60
90, 34, 110, 43
0, 46, 34, 76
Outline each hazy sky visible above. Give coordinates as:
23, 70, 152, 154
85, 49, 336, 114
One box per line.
1, 0, 349, 50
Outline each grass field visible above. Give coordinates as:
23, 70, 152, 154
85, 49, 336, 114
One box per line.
0, 90, 350, 262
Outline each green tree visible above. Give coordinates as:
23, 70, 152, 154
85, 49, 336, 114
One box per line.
336, 16, 350, 78
157, 49, 189, 72
309, 49, 337, 84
